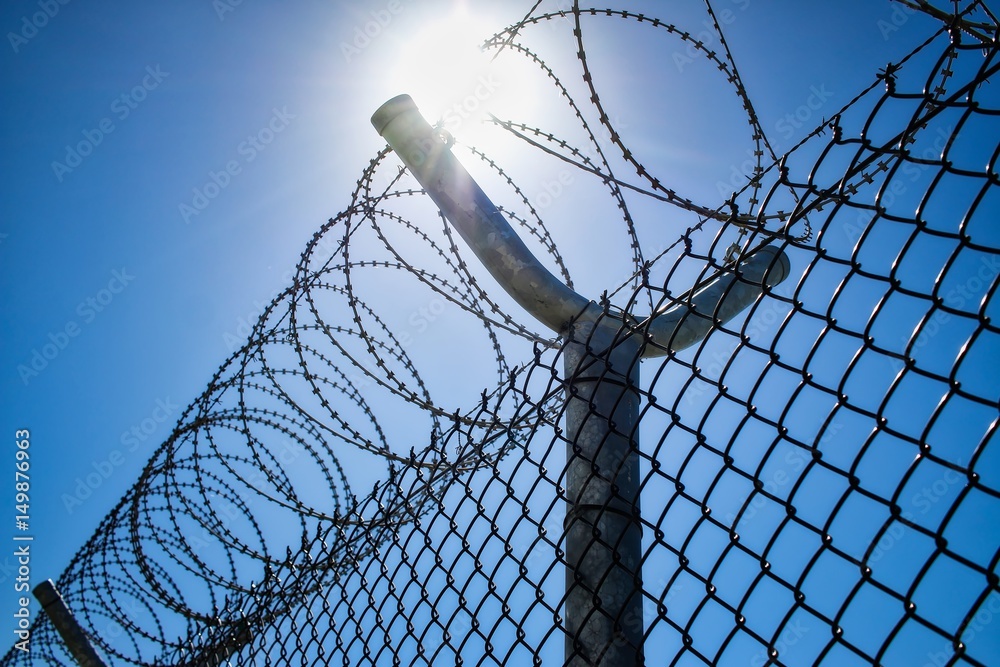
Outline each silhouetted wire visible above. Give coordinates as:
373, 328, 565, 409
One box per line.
4, 2, 998, 665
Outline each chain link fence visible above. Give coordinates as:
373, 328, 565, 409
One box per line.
5, 1, 999, 665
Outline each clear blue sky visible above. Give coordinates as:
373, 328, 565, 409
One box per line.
2, 0, 992, 662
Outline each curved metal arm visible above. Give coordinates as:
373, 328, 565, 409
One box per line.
371, 95, 791, 349
373, 94, 595, 333
374, 96, 792, 667
641, 245, 789, 357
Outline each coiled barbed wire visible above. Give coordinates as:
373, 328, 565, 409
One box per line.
5, 1, 999, 665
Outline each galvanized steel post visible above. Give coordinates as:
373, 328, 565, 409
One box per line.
562, 318, 644, 664
372, 94, 790, 666
33, 580, 108, 667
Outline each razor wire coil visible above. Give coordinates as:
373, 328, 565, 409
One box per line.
5, 1, 999, 665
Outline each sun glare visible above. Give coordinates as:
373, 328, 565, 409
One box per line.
387, 9, 504, 138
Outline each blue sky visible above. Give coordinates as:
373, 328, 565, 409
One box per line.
2, 0, 995, 662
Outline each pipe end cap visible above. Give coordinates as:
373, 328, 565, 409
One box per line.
371, 94, 417, 136
759, 245, 792, 287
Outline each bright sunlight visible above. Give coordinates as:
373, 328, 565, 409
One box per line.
385, 7, 506, 140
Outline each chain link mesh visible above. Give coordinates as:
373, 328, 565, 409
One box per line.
6, 1, 999, 665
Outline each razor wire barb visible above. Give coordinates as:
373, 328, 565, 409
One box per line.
5, 1, 1000, 665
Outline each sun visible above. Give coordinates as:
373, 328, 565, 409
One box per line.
385, 8, 503, 135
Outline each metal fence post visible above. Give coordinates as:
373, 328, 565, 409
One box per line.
372, 93, 788, 667
33, 580, 108, 667
563, 319, 644, 665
